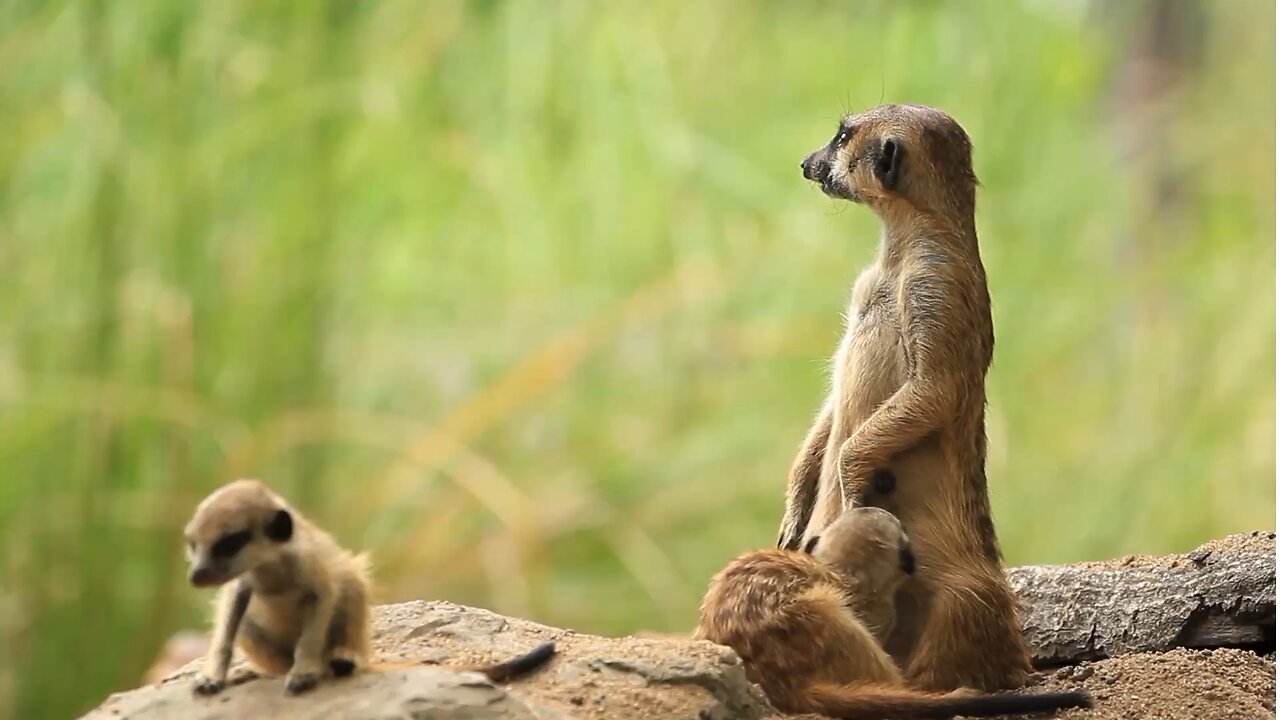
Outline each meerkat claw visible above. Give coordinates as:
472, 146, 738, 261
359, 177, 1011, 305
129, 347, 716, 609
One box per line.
191, 676, 226, 696
285, 671, 320, 695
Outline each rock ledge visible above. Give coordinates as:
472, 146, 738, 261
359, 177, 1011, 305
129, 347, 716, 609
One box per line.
85, 533, 1276, 720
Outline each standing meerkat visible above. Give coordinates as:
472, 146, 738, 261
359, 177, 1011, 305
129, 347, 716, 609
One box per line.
184, 479, 555, 696
776, 104, 1030, 691
697, 508, 1091, 719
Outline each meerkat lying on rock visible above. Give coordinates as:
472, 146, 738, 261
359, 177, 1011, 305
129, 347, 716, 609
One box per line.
700, 507, 1091, 718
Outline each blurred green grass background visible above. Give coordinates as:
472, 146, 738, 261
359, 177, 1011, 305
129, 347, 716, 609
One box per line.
0, 1, 1274, 717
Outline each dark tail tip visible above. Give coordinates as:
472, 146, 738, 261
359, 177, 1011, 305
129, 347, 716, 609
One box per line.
955, 690, 1094, 717
1066, 691, 1095, 709
1043, 690, 1094, 709
482, 641, 557, 683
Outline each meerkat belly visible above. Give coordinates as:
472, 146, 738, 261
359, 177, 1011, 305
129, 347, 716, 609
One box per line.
237, 593, 309, 673
885, 438, 948, 509
835, 314, 909, 422
880, 445, 979, 663
807, 310, 909, 535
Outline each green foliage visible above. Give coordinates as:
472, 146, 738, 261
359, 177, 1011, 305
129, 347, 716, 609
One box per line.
0, 1, 1273, 717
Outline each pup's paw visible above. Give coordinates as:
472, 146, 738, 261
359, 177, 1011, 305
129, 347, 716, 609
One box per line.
191, 675, 226, 696
285, 670, 320, 695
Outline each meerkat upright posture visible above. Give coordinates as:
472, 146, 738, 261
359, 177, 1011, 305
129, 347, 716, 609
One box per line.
776, 104, 1030, 691
184, 479, 555, 696
699, 508, 1090, 719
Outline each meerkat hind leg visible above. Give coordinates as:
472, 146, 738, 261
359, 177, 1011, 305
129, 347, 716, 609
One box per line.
326, 574, 373, 679
905, 577, 1030, 692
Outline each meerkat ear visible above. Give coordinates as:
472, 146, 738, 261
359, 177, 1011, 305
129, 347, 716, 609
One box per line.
874, 137, 903, 190
264, 509, 293, 542
802, 536, 821, 555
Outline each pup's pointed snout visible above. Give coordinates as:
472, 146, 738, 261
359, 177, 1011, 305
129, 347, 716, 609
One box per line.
189, 566, 217, 587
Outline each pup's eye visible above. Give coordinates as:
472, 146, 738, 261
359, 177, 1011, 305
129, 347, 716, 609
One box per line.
211, 530, 252, 559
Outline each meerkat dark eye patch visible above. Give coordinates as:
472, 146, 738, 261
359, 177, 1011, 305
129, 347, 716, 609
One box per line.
874, 137, 903, 190
802, 536, 821, 555
264, 509, 293, 542
211, 530, 253, 559
831, 122, 857, 149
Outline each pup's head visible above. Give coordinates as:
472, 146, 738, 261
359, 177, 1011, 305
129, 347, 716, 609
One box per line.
804, 507, 914, 595
800, 103, 977, 215
183, 479, 295, 588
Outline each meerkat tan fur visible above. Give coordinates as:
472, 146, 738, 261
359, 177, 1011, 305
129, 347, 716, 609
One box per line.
184, 479, 555, 696
777, 103, 1030, 691
699, 508, 1090, 719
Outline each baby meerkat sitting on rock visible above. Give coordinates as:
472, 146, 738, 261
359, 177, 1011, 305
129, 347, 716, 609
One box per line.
183, 479, 555, 696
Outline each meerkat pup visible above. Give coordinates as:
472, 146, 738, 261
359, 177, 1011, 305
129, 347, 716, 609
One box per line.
184, 479, 555, 696
699, 508, 1091, 719
777, 104, 1030, 691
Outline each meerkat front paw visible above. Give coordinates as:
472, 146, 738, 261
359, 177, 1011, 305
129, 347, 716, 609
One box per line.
838, 470, 871, 509
192, 675, 226, 696
285, 670, 321, 695
777, 515, 806, 551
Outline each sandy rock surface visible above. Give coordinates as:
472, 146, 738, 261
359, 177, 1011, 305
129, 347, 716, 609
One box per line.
1031, 648, 1276, 720
85, 601, 772, 720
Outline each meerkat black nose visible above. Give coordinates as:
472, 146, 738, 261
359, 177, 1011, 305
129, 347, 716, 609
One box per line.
801, 152, 817, 180
189, 566, 215, 587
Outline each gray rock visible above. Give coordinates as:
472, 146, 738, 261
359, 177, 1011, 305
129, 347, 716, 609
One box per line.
83, 601, 772, 720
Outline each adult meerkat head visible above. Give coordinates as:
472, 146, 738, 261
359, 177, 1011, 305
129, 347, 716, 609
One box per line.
804, 507, 914, 594
800, 104, 977, 216
183, 479, 295, 588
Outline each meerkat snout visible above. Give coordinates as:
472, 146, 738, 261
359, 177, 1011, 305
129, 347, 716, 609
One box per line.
188, 565, 219, 588
800, 151, 824, 181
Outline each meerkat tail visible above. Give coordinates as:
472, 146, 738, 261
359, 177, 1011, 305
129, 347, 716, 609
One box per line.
472, 642, 556, 683
369, 642, 556, 681
805, 682, 1093, 719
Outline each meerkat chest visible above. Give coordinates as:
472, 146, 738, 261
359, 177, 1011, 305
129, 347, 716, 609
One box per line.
246, 590, 311, 645
832, 271, 908, 421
